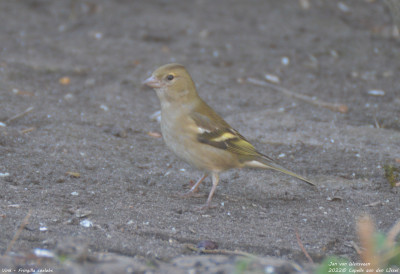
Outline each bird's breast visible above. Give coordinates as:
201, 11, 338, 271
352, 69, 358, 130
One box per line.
160, 109, 239, 172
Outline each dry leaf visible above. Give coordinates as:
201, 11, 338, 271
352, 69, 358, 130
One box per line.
59, 77, 71, 85
147, 131, 162, 138
66, 171, 80, 178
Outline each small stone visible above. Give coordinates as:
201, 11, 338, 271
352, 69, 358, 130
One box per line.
281, 56, 290, 66
264, 74, 280, 84
34, 248, 55, 258
75, 209, 92, 218
111, 126, 127, 138
149, 110, 161, 123
64, 93, 74, 101
338, 2, 350, 13
197, 240, 218, 250
367, 90, 385, 96
100, 104, 109, 111
80, 219, 93, 228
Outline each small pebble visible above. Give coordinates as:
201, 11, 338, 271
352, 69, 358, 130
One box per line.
64, 93, 74, 101
330, 50, 338, 58
75, 209, 92, 218
111, 126, 127, 138
264, 74, 280, 84
80, 219, 93, 228
149, 110, 161, 123
338, 2, 350, 12
8, 204, 20, 208
34, 248, 55, 258
281, 56, 290, 66
367, 90, 385, 96
197, 240, 218, 250
90, 31, 103, 40
265, 266, 275, 274
100, 104, 109, 111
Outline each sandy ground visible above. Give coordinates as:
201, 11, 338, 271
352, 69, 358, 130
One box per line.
0, 0, 399, 273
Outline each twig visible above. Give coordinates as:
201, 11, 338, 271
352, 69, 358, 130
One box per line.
374, 117, 381, 129
3, 209, 32, 256
19, 127, 36, 134
246, 78, 348, 113
295, 229, 314, 263
5, 106, 34, 124
365, 201, 382, 207
185, 244, 257, 258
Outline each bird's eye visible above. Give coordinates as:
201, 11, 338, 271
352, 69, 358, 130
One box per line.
166, 74, 174, 81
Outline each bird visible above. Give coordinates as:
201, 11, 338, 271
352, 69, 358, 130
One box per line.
143, 63, 315, 209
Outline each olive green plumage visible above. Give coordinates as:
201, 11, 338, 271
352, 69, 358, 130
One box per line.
144, 63, 314, 209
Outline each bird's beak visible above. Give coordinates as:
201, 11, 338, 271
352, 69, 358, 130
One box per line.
143, 75, 162, 88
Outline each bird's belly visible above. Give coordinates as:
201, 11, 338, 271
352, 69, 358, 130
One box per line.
161, 122, 238, 172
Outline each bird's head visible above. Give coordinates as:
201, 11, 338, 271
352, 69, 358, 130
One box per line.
143, 63, 198, 105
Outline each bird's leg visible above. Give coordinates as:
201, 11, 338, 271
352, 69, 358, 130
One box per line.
179, 173, 208, 198
197, 172, 219, 210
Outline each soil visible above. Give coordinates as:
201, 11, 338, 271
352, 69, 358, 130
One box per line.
0, 0, 399, 273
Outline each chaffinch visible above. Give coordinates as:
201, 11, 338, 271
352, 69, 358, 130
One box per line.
144, 63, 315, 209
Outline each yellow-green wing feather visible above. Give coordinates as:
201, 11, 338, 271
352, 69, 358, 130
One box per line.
190, 101, 315, 186
189, 101, 268, 161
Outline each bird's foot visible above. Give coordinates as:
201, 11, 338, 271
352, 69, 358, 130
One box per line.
177, 179, 205, 198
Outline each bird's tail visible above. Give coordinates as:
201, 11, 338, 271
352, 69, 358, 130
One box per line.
245, 155, 315, 186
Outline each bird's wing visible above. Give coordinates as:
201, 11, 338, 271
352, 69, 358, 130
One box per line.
189, 108, 270, 161
189, 105, 315, 186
